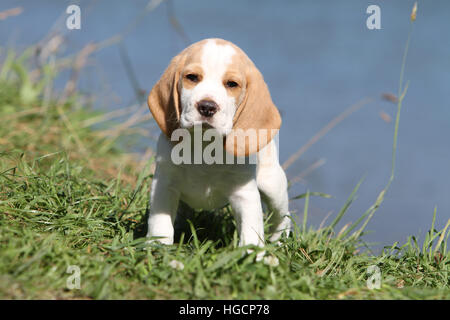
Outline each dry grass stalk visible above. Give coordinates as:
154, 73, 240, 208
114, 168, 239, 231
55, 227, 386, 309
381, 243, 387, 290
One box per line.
0, 7, 23, 20
282, 98, 373, 170
289, 158, 326, 186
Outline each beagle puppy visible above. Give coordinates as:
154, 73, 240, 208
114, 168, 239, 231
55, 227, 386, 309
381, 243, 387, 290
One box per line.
146, 38, 291, 249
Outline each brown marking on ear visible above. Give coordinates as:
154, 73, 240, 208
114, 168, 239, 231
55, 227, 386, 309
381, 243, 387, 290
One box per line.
147, 41, 205, 139
225, 55, 281, 157
147, 53, 184, 138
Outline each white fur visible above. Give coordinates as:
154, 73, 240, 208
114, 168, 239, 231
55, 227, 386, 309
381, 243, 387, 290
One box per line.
180, 40, 237, 136
148, 135, 290, 247
147, 40, 291, 253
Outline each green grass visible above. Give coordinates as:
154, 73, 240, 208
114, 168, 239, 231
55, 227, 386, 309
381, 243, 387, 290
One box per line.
0, 143, 449, 299
1, 8, 449, 299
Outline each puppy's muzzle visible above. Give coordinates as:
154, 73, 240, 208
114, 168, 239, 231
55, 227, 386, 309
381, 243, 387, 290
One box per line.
196, 99, 219, 118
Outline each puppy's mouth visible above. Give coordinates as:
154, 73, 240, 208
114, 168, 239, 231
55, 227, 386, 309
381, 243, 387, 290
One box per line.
182, 122, 232, 139
185, 122, 215, 133
180, 114, 230, 136
199, 121, 214, 129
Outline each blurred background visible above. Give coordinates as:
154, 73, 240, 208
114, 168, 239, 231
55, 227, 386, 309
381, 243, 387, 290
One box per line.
1, 0, 448, 252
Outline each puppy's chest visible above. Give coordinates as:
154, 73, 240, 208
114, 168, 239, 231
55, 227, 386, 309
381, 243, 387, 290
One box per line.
175, 164, 253, 210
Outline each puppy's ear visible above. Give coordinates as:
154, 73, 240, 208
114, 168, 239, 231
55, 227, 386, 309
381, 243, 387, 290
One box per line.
148, 53, 186, 138
225, 61, 281, 156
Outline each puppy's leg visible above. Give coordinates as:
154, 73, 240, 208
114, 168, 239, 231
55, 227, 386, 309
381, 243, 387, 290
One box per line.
229, 179, 265, 248
257, 141, 291, 243
146, 166, 180, 245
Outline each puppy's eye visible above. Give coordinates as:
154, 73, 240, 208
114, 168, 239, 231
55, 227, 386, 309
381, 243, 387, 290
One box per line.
186, 74, 199, 82
226, 80, 239, 88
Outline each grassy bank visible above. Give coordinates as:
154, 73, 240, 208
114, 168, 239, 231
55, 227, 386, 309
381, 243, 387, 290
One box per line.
0, 50, 449, 300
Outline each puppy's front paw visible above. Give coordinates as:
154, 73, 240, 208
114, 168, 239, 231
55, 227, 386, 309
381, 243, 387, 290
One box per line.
269, 232, 290, 245
269, 226, 291, 244
255, 250, 266, 262
244, 248, 266, 262
146, 234, 174, 245
147, 214, 174, 245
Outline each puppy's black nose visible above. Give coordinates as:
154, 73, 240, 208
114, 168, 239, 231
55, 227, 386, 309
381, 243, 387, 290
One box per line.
197, 99, 218, 118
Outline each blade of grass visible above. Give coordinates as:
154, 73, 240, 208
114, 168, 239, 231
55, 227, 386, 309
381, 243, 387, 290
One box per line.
302, 191, 310, 233
329, 177, 364, 230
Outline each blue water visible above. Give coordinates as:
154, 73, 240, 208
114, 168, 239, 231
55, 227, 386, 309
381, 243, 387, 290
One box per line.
1, 0, 449, 252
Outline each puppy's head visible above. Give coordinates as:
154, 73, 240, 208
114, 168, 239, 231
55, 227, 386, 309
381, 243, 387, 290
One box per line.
148, 38, 281, 156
